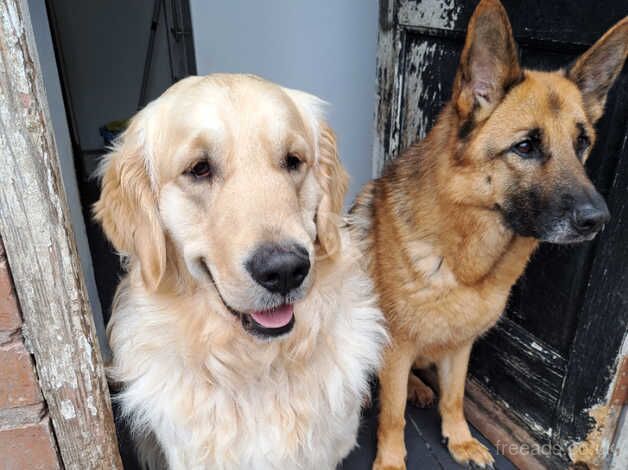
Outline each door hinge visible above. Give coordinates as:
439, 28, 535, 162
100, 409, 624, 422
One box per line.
610, 356, 628, 406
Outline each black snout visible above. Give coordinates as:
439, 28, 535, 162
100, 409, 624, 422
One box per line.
571, 192, 610, 236
246, 243, 310, 295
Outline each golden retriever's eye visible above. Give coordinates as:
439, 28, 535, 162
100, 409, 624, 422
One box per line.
284, 154, 302, 172
186, 160, 213, 180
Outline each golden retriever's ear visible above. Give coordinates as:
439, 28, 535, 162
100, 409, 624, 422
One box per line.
314, 122, 349, 258
282, 87, 349, 257
567, 17, 628, 123
93, 118, 166, 291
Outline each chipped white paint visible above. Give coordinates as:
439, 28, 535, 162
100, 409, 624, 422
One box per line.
373, 0, 404, 177
0, 0, 121, 468
525, 414, 552, 437
607, 336, 628, 469
568, 335, 628, 467
530, 341, 545, 352
398, 0, 462, 30
60, 400, 76, 420
87, 395, 98, 417
373, 0, 462, 175
569, 404, 610, 466
401, 41, 439, 147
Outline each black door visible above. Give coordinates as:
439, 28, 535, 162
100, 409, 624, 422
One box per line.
375, 0, 628, 466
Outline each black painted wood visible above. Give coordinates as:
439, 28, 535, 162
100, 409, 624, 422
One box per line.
375, 0, 628, 461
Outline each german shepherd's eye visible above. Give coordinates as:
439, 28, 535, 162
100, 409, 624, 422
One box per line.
576, 134, 591, 155
185, 159, 213, 180
512, 139, 534, 157
284, 153, 303, 172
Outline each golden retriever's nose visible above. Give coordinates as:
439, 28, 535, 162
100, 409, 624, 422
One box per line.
246, 244, 310, 295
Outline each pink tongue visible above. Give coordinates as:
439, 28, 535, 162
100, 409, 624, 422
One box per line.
250, 304, 294, 328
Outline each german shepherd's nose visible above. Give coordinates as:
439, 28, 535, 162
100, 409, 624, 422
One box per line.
572, 192, 610, 236
247, 243, 310, 295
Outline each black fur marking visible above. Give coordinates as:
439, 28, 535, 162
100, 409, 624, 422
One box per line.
575, 122, 591, 159
501, 187, 545, 237
503, 71, 525, 95
457, 74, 525, 142
548, 91, 563, 114
429, 257, 444, 277
458, 117, 475, 140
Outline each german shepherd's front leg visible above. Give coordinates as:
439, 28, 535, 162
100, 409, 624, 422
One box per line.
437, 342, 494, 468
373, 342, 415, 470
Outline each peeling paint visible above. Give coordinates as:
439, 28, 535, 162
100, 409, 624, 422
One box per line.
0, 0, 121, 467
87, 395, 97, 417
569, 404, 610, 468
398, 0, 462, 30
60, 399, 76, 420
530, 341, 545, 352
402, 41, 438, 146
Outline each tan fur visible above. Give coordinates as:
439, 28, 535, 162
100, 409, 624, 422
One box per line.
94, 74, 385, 469
349, 2, 628, 468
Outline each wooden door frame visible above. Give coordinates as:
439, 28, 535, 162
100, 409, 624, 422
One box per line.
373, 1, 628, 468
0, 0, 121, 468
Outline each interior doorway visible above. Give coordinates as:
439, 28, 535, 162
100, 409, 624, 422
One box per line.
44, 0, 196, 325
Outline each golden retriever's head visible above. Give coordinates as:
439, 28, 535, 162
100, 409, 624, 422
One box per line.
94, 74, 348, 339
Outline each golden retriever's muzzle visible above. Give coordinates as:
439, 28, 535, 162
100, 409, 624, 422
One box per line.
201, 241, 311, 340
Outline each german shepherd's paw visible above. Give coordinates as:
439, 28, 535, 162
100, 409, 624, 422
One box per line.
407, 373, 435, 408
447, 438, 494, 468
372, 456, 406, 470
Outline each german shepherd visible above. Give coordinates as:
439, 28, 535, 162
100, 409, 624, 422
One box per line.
349, 1, 628, 468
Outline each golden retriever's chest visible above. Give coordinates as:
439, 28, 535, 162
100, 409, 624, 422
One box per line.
109, 266, 386, 470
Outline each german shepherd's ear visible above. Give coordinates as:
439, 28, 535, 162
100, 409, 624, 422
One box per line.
453, 0, 522, 125
93, 111, 167, 292
567, 17, 628, 124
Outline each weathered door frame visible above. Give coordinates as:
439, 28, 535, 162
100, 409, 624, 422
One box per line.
373, 1, 628, 468
0, 0, 121, 467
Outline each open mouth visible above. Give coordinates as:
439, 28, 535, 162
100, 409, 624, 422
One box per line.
241, 304, 295, 338
200, 258, 295, 338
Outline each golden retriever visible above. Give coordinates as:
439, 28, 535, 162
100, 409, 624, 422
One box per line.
94, 74, 386, 469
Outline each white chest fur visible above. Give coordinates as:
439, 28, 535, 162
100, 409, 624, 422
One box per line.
108, 258, 386, 470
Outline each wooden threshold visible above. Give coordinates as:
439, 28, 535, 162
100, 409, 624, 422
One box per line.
465, 378, 567, 470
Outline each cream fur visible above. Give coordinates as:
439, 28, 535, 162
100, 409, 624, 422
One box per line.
97, 75, 387, 469
108, 231, 385, 469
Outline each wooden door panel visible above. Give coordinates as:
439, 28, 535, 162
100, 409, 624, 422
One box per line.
400, 35, 460, 147
398, 0, 627, 46
470, 319, 566, 438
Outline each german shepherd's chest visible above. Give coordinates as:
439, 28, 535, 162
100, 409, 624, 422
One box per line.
350, 181, 533, 359
376, 231, 512, 357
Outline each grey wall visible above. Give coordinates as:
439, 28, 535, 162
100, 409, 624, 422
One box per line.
26, 0, 108, 357
190, 0, 378, 205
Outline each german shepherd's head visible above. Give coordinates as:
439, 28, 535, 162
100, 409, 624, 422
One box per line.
447, 0, 627, 243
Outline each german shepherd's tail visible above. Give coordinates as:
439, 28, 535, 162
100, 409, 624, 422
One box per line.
346, 181, 376, 268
